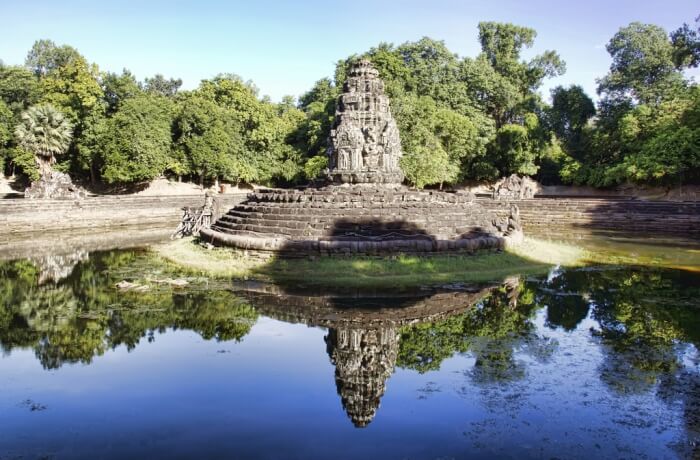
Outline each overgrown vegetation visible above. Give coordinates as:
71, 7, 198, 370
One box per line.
1, 18, 698, 189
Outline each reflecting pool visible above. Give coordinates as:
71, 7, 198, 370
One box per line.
1, 247, 699, 459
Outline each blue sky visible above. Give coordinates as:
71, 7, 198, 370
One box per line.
1, 0, 698, 102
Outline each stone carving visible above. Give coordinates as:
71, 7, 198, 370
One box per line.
202, 61, 527, 254
492, 174, 537, 200
493, 204, 523, 239
172, 191, 216, 238
25, 171, 87, 200
327, 59, 404, 184
325, 327, 399, 427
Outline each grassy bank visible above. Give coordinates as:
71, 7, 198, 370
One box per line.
154, 235, 700, 289
154, 237, 587, 288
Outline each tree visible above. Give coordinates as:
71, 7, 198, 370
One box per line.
37, 53, 104, 123
144, 74, 182, 97
102, 69, 142, 114
100, 95, 176, 183
478, 22, 565, 92
606, 88, 700, 185
492, 123, 538, 176
0, 100, 11, 147
597, 22, 683, 105
671, 17, 700, 68
548, 85, 596, 160
0, 65, 40, 116
294, 78, 337, 162
197, 74, 304, 184
303, 155, 328, 181
393, 94, 459, 188
14, 103, 72, 177
0, 100, 12, 174
175, 94, 248, 185
25, 39, 81, 77
395, 38, 464, 108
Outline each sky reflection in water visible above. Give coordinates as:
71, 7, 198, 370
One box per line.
0, 250, 699, 459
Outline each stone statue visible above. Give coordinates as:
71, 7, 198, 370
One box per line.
327, 59, 404, 184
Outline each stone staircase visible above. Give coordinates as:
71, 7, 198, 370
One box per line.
202, 187, 511, 254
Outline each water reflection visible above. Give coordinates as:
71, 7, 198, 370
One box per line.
0, 250, 699, 457
0, 251, 257, 369
234, 281, 513, 427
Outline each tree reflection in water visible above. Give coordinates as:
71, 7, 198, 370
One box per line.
0, 251, 258, 370
0, 250, 699, 450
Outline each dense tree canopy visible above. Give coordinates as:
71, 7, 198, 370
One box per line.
99, 94, 176, 183
1, 19, 698, 189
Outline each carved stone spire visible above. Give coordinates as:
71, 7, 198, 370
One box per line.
326, 59, 404, 184
325, 326, 399, 427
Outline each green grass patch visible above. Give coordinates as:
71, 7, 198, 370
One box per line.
155, 237, 557, 288
153, 235, 700, 289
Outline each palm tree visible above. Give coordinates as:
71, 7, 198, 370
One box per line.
15, 103, 73, 177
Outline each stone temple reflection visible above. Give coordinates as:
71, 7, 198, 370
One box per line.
233, 281, 514, 427
325, 326, 399, 427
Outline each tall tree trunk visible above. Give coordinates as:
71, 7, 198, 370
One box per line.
90, 162, 96, 186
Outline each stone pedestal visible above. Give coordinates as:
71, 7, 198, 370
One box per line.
25, 171, 87, 200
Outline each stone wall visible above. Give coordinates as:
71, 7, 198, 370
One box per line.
2, 193, 697, 251
477, 197, 700, 237
0, 194, 247, 239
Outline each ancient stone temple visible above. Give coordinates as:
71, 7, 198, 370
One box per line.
326, 59, 404, 184
200, 60, 523, 255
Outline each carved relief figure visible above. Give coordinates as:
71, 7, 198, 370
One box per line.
338, 149, 350, 169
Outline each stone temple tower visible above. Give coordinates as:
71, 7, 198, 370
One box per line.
326, 59, 404, 184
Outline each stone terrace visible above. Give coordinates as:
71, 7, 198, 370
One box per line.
200, 187, 514, 255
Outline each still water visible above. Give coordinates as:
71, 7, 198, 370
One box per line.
1, 244, 699, 459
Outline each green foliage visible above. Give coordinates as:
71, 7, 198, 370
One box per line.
400, 132, 457, 189
14, 103, 73, 173
320, 28, 566, 187
0, 99, 11, 147
398, 282, 540, 374
196, 74, 305, 184
295, 78, 337, 159
303, 155, 328, 180
671, 19, 700, 68
604, 91, 700, 184
36, 49, 103, 124
100, 94, 175, 183
0, 64, 39, 117
492, 124, 537, 176
0, 251, 258, 369
548, 85, 595, 160
102, 69, 143, 114
598, 22, 683, 105
6, 147, 40, 180
561, 20, 700, 188
175, 94, 248, 184
3, 24, 698, 189
144, 74, 182, 97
